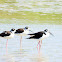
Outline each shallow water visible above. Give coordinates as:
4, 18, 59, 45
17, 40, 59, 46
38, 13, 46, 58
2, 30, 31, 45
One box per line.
0, 24, 62, 62
0, 0, 62, 62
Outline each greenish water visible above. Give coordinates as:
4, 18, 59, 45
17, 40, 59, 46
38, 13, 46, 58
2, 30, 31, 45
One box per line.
0, 0, 62, 24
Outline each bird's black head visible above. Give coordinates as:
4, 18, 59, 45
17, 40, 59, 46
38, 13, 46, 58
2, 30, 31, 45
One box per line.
25, 26, 28, 29
44, 29, 48, 32
11, 28, 15, 31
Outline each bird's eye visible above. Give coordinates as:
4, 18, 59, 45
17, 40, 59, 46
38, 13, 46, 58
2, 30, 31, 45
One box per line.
25, 27, 28, 29
44, 29, 48, 32
11, 29, 15, 31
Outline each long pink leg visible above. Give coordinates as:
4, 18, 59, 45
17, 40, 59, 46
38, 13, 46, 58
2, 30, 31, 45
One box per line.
20, 36, 22, 49
6, 39, 8, 53
39, 42, 41, 53
41, 40, 42, 46
37, 41, 40, 51
6, 39, 8, 48
39, 40, 42, 53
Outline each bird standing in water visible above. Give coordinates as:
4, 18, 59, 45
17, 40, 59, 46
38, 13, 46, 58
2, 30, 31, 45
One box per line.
0, 28, 15, 49
15, 26, 32, 47
27, 29, 53, 52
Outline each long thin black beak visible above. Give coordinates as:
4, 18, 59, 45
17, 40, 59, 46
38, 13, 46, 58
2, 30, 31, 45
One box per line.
49, 32, 54, 36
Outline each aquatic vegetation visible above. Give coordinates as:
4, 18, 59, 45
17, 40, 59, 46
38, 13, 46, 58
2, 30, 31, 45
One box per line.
0, 0, 62, 25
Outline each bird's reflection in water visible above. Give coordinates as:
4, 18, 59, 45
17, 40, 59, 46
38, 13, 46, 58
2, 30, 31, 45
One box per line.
1, 54, 15, 62
3, 46, 48, 62
29, 53, 48, 62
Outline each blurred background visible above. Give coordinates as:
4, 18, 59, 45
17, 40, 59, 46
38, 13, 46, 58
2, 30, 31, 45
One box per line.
0, 0, 62, 24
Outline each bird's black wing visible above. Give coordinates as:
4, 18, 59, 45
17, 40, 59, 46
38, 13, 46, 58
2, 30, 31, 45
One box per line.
0, 31, 11, 37
27, 31, 45, 39
15, 29, 24, 33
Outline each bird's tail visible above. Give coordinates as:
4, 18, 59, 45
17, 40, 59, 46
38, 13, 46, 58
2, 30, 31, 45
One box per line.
0, 34, 1, 36
26, 36, 34, 39
28, 33, 35, 35
26, 37, 31, 39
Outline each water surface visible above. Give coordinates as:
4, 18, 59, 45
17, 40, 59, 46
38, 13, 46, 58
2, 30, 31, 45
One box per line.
0, 24, 62, 62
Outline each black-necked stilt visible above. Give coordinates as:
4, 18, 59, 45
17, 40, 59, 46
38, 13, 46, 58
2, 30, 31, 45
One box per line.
27, 29, 53, 52
15, 26, 32, 47
0, 28, 15, 48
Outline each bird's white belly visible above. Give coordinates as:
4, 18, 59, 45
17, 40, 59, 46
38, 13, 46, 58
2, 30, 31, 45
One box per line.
15, 33, 27, 36
24, 30, 29, 34
16, 30, 29, 36
3, 34, 14, 39
39, 33, 50, 40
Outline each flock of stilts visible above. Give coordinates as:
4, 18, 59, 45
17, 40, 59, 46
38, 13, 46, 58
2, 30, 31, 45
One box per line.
0, 26, 53, 52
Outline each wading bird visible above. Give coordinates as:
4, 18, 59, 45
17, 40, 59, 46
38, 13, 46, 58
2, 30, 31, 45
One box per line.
15, 26, 32, 47
27, 29, 53, 52
0, 28, 15, 48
